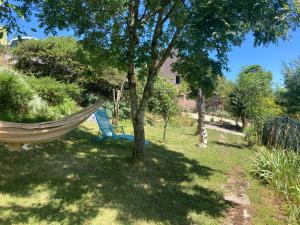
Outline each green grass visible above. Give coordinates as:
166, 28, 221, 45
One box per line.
0, 121, 287, 224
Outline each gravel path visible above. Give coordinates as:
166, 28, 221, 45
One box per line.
187, 113, 245, 136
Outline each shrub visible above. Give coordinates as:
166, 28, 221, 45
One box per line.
12, 37, 126, 98
49, 97, 79, 119
103, 99, 130, 120
244, 126, 260, 147
0, 69, 33, 121
252, 146, 300, 223
0, 68, 81, 122
26, 76, 83, 105
25, 76, 81, 120
12, 36, 89, 83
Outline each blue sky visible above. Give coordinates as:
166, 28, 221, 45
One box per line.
224, 30, 300, 86
9, 18, 300, 86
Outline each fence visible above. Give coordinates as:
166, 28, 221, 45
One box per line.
262, 116, 300, 152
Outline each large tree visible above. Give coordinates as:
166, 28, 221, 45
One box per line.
27, 0, 299, 159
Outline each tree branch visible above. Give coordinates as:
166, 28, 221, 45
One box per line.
156, 27, 182, 69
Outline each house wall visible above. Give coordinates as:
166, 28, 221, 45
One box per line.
160, 56, 197, 111
160, 56, 178, 85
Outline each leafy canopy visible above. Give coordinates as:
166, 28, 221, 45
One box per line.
148, 76, 180, 121
172, 52, 221, 98
229, 65, 283, 125
30, 0, 300, 69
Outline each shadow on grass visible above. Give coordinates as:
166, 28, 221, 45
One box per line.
0, 127, 232, 225
212, 141, 246, 149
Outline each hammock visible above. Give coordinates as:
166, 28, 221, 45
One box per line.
0, 100, 102, 150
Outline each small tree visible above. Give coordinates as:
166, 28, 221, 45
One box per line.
215, 77, 234, 112
228, 88, 248, 128
148, 77, 180, 142
279, 57, 300, 120
229, 65, 283, 128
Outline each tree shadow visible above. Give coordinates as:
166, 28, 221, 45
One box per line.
212, 141, 246, 149
0, 127, 232, 225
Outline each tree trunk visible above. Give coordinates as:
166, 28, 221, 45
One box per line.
196, 89, 205, 135
132, 112, 145, 159
112, 81, 125, 126
126, 1, 179, 159
196, 88, 207, 148
163, 117, 169, 142
241, 115, 248, 129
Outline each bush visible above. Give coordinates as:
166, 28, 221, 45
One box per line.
26, 76, 83, 105
245, 125, 260, 147
49, 97, 79, 119
0, 68, 81, 122
252, 146, 300, 223
0, 69, 33, 121
103, 99, 131, 120
25, 76, 82, 120
12, 36, 89, 83
12, 37, 126, 98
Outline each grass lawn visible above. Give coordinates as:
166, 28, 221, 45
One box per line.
0, 120, 287, 225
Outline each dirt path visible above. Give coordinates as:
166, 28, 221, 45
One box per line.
219, 133, 252, 225
223, 167, 252, 225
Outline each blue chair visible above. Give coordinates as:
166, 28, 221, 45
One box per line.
94, 108, 149, 144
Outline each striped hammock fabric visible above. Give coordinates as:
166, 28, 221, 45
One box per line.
0, 100, 102, 150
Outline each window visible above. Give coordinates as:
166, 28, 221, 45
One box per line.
175, 75, 180, 84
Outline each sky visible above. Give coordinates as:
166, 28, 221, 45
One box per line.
224, 30, 300, 86
8, 18, 300, 86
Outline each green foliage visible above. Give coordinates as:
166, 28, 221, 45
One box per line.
228, 88, 247, 127
245, 126, 260, 147
278, 57, 300, 118
215, 77, 234, 111
172, 52, 221, 98
103, 99, 131, 120
12, 36, 126, 97
0, 1, 33, 35
12, 37, 89, 83
148, 77, 180, 121
0, 68, 81, 122
26, 76, 83, 105
148, 77, 181, 141
49, 97, 79, 119
34, 0, 300, 69
229, 65, 283, 129
252, 146, 300, 223
0, 69, 33, 121
31, 0, 300, 155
